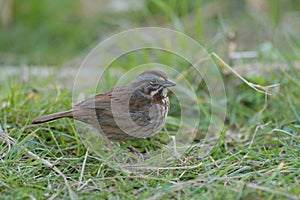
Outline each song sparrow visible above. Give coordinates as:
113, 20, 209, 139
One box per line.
32, 70, 176, 142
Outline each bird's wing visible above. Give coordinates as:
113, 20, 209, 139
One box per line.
74, 85, 134, 110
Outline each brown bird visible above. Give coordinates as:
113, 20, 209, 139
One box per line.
32, 70, 176, 142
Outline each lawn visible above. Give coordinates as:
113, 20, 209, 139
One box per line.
0, 1, 299, 199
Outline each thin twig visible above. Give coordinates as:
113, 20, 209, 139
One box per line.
0, 124, 77, 200
77, 179, 93, 191
211, 52, 280, 95
170, 136, 181, 159
124, 162, 203, 171
77, 147, 89, 191
26, 150, 77, 199
272, 128, 300, 139
248, 122, 271, 149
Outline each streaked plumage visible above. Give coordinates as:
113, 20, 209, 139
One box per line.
32, 70, 175, 141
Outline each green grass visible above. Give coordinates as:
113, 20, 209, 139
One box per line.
0, 55, 299, 199
1, 0, 300, 199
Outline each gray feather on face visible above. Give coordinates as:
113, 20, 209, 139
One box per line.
132, 70, 168, 98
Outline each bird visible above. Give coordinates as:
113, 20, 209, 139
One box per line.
32, 70, 176, 143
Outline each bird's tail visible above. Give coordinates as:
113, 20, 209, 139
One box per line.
32, 110, 73, 124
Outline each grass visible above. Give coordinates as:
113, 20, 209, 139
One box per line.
0, 54, 299, 199
1, 0, 300, 199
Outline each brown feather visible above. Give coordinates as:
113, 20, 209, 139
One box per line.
31, 70, 174, 141
31, 110, 73, 124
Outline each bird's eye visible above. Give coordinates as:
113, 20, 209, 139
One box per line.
150, 80, 160, 88
150, 80, 157, 85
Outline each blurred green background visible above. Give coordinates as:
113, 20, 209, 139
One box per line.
1, 0, 299, 65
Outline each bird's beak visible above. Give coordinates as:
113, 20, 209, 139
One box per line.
162, 79, 176, 87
